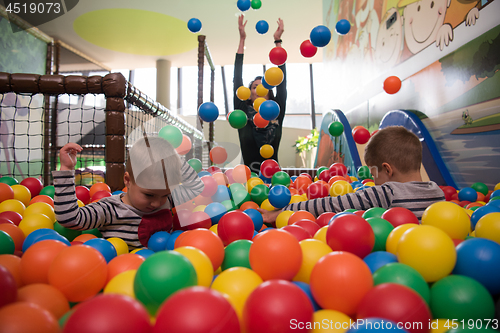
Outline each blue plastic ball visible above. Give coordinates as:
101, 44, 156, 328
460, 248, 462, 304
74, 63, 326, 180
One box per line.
261, 76, 274, 90
259, 100, 280, 121
148, 231, 170, 252
22, 228, 58, 252
84, 238, 117, 263
255, 20, 269, 34
292, 281, 321, 311
335, 19, 351, 35
291, 175, 298, 182
243, 208, 264, 231
310, 25, 331, 47
204, 202, 228, 225
198, 102, 219, 122
237, 0, 251, 11
453, 238, 500, 295
198, 170, 211, 178
187, 18, 202, 33
211, 185, 231, 203
166, 230, 183, 250
363, 251, 398, 274
258, 171, 272, 184
135, 248, 155, 259
458, 187, 478, 202
470, 204, 500, 229
268, 184, 291, 209
490, 189, 500, 199
35, 233, 71, 246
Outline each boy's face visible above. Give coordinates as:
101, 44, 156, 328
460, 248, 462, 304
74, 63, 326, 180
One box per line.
123, 172, 171, 212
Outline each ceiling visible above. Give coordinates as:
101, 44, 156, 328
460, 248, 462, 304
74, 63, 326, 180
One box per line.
35, 0, 324, 71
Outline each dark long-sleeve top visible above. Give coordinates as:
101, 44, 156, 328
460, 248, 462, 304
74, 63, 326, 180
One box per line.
233, 53, 287, 173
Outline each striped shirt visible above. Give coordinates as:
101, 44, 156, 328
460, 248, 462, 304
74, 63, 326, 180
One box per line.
52, 160, 204, 249
284, 181, 445, 220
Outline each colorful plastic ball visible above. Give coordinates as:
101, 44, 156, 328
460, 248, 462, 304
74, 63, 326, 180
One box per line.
175, 228, 225, 270
363, 250, 398, 274
221, 239, 252, 270
300, 39, 317, 58
256, 83, 269, 97
397, 225, 456, 282
147, 231, 170, 252
310, 251, 372, 314
0, 198, 25, 216
158, 125, 183, 148
249, 229, 302, 280
335, 19, 351, 35
458, 187, 478, 202
357, 283, 432, 333
381, 207, 419, 227
228, 109, 247, 129
471, 204, 500, 229
83, 238, 117, 263
0, 183, 14, 203
211, 185, 230, 203
373, 262, 430, 304
48, 244, 107, 302
260, 159, 281, 178
255, 20, 269, 34
63, 293, 152, 333
366, 217, 394, 252
187, 17, 202, 33
0, 176, 18, 185
268, 185, 291, 209
261, 76, 274, 89
329, 180, 353, 197
17, 283, 70, 319
0, 223, 24, 251
249, 184, 269, 206
385, 223, 418, 254
237, 0, 251, 11
0, 302, 60, 333
357, 165, 372, 180
0, 264, 17, 307
362, 207, 386, 219
253, 112, 269, 128
217, 210, 254, 246
73, 185, 90, 205
269, 46, 287, 66
310, 25, 332, 47
264, 67, 284, 86
154, 286, 240, 333
199, 176, 218, 198
35, 232, 71, 246
243, 279, 313, 333
174, 246, 213, 287
383, 76, 402, 94
89, 182, 111, 198
24, 201, 56, 222
421, 201, 470, 240
18, 213, 53, 237
260, 144, 274, 159
236, 86, 251, 101
475, 212, 500, 244
29, 194, 54, 208
209, 146, 228, 164
243, 208, 264, 231
347, 318, 409, 333
250, 0, 262, 9
352, 126, 371, 144
104, 269, 136, 298
20, 177, 43, 197
430, 274, 495, 321
326, 213, 374, 258
452, 237, 500, 295
0, 230, 14, 254
202, 202, 225, 225
106, 252, 144, 284
198, 102, 219, 122
175, 134, 192, 155
188, 158, 203, 173
293, 238, 332, 284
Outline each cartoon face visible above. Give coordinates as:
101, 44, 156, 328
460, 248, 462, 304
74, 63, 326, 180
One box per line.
403, 0, 450, 53
374, 8, 403, 68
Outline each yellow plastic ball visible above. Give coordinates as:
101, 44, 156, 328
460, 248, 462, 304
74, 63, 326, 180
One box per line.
349, 176, 358, 182
246, 177, 264, 193
211, 267, 263, 318
421, 201, 470, 240
313, 225, 329, 244
294, 239, 332, 283
290, 194, 306, 204
18, 213, 53, 237
253, 97, 266, 112
174, 246, 214, 287
256, 84, 269, 97
130, 248, 142, 254
314, 176, 319, 182
494, 182, 500, 191
0, 199, 26, 216
475, 212, 500, 244
107, 237, 129, 255
260, 199, 275, 212
23, 202, 56, 223
193, 205, 207, 212
276, 210, 294, 228
329, 180, 353, 197
11, 184, 31, 206
260, 144, 274, 159
104, 270, 136, 298
77, 199, 85, 207
385, 224, 419, 255
430, 319, 452, 333
264, 67, 284, 86
312, 309, 352, 333
209, 224, 218, 235
397, 225, 456, 282
236, 86, 251, 100
364, 181, 375, 187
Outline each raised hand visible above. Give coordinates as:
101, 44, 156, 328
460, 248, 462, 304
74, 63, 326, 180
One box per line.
59, 142, 83, 171
274, 18, 284, 41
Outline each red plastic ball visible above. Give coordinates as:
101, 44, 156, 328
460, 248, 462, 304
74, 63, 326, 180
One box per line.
381, 207, 419, 228
260, 159, 281, 179
356, 283, 432, 333
0, 211, 22, 226
352, 126, 371, 144
269, 46, 288, 66
318, 169, 331, 183
281, 224, 312, 242
0, 302, 60, 333
292, 219, 320, 237
243, 280, 313, 333
154, 286, 240, 333
207, 166, 222, 174
200, 176, 218, 197
210, 146, 228, 165
184, 211, 212, 230
75, 186, 91, 205
306, 182, 329, 200
217, 211, 254, 246
326, 214, 375, 258
329, 163, 348, 178
91, 190, 112, 202
383, 76, 402, 94
440, 186, 457, 201
20, 177, 43, 198
63, 294, 152, 333
0, 264, 17, 308
316, 212, 336, 227
89, 182, 111, 198
300, 39, 318, 58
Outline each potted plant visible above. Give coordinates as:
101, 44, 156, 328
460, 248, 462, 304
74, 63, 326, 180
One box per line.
294, 129, 319, 168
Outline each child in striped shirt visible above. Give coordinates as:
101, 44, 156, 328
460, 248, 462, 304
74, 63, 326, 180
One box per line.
260, 126, 445, 223
53, 136, 204, 250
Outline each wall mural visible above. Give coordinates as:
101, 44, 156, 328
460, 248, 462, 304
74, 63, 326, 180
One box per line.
319, 0, 499, 188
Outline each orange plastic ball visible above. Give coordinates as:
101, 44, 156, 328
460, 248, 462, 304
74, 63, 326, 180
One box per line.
17, 283, 70, 319
174, 228, 225, 271
175, 134, 192, 155
73, 233, 98, 243
89, 182, 111, 199
293, 176, 313, 194
20, 239, 68, 285
383, 75, 402, 94
0, 302, 60, 333
253, 113, 269, 128
249, 229, 302, 281
288, 210, 317, 225
212, 172, 229, 186
0, 183, 14, 203
0, 223, 25, 252
48, 245, 108, 302
232, 164, 251, 184
106, 253, 145, 284
0, 254, 23, 288
29, 195, 54, 208
210, 147, 228, 165
239, 201, 260, 211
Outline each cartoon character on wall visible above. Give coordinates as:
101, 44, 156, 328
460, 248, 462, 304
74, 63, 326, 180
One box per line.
352, 0, 381, 61
374, 8, 404, 69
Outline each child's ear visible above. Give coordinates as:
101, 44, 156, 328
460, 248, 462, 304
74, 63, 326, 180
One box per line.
123, 172, 131, 186
382, 162, 393, 177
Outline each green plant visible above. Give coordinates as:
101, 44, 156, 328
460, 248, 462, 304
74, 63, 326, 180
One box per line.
294, 128, 319, 154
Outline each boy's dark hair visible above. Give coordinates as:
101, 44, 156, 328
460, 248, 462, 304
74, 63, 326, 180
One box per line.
364, 126, 422, 173
248, 76, 275, 101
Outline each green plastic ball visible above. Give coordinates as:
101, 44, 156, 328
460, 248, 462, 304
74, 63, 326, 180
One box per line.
231, 190, 251, 208
357, 166, 372, 180
366, 217, 394, 252
158, 125, 183, 148
373, 262, 430, 304
54, 222, 82, 242
471, 182, 488, 196
362, 207, 387, 219
221, 199, 237, 212
250, 184, 269, 206
250, 0, 262, 9
229, 183, 246, 193
0, 230, 15, 255
134, 250, 197, 316
228, 110, 248, 129
328, 121, 344, 137
0, 176, 18, 186
39, 185, 55, 199
188, 158, 203, 173
316, 166, 328, 179
250, 172, 258, 179
271, 171, 291, 187
221, 239, 252, 270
